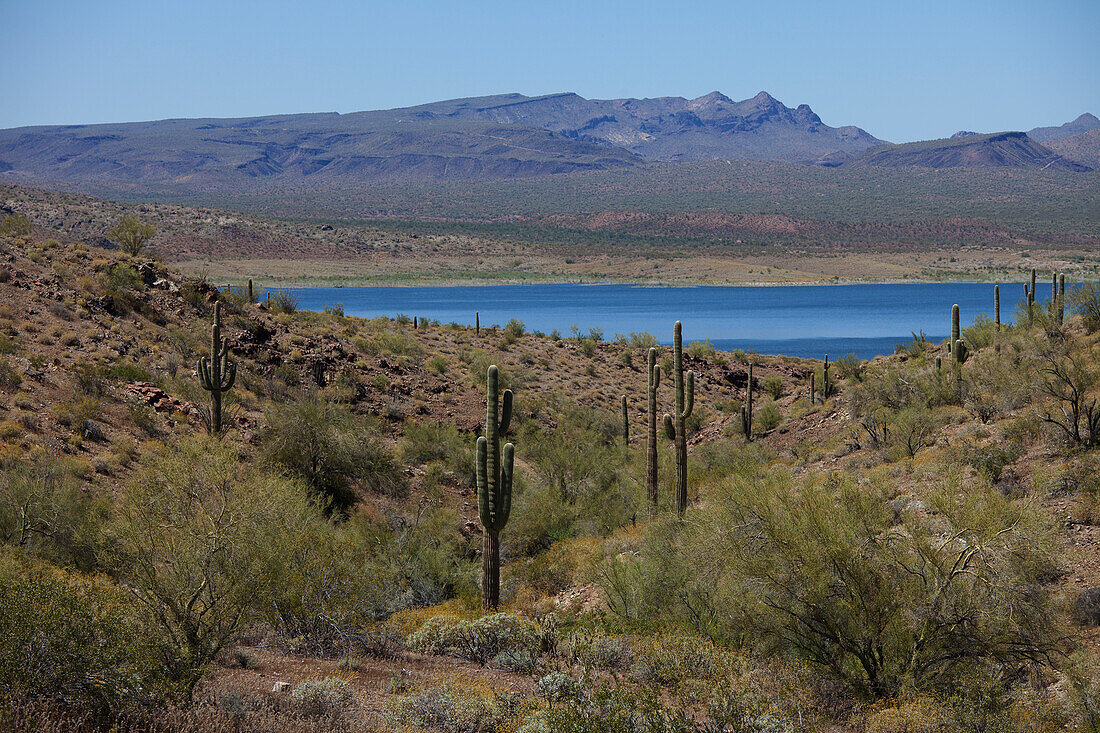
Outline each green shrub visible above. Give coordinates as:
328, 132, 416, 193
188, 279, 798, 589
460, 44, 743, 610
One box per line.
0, 550, 164, 713
756, 400, 782, 431
406, 613, 539, 665
260, 396, 404, 510
111, 436, 323, 696
0, 213, 32, 237
1068, 281, 1100, 333
762, 374, 784, 400
265, 290, 299, 314
288, 677, 354, 718
504, 319, 526, 341
399, 420, 474, 484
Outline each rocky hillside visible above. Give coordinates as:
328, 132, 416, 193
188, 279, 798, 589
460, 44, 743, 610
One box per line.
1044, 128, 1100, 169
1028, 112, 1100, 143
821, 131, 1091, 171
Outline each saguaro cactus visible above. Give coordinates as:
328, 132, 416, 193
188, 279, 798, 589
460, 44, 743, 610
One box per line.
809, 372, 816, 404
741, 361, 754, 441
822, 354, 831, 400
247, 278, 255, 304
1057, 274, 1065, 325
662, 321, 694, 517
1027, 268, 1037, 323
994, 285, 1000, 332
477, 365, 514, 610
475, 312, 480, 336
646, 347, 661, 512
620, 395, 629, 445
198, 301, 237, 435
951, 304, 969, 363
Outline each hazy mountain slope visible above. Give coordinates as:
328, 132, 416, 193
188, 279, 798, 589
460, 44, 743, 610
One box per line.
0, 112, 641, 188
1027, 113, 1100, 143
827, 132, 1091, 171
428, 90, 884, 162
0, 91, 881, 190
1043, 128, 1100, 169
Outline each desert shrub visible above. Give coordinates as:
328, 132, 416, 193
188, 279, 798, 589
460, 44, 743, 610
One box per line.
0, 450, 107, 570
834, 352, 863, 380
407, 613, 539, 665
561, 631, 633, 672
612, 469, 1059, 700
762, 374, 784, 400
427, 354, 448, 374
265, 289, 299, 314
381, 672, 524, 732
288, 677, 354, 718
109, 215, 156, 256
504, 318, 526, 341
756, 399, 782, 431
0, 551, 164, 715
72, 360, 106, 397
110, 436, 322, 696
399, 420, 474, 483
1068, 281, 1100, 334
962, 314, 998, 350
0, 357, 22, 390
260, 395, 404, 511
0, 213, 32, 237
686, 339, 717, 359
1074, 588, 1100, 627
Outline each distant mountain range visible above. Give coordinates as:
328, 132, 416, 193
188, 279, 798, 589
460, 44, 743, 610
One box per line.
0, 93, 1095, 191
819, 131, 1091, 171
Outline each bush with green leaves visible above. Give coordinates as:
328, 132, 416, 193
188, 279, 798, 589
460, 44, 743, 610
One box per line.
0, 450, 107, 571
0, 550, 165, 714
406, 612, 539, 665
1068, 280, 1100, 334
108, 214, 156, 256
288, 677, 354, 718
110, 436, 323, 696
259, 395, 404, 511
604, 468, 1059, 700
399, 420, 475, 484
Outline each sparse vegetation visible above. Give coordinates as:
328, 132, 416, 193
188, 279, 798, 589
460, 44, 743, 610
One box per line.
2, 222, 1099, 731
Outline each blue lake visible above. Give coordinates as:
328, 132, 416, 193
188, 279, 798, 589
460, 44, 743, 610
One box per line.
285, 282, 1026, 360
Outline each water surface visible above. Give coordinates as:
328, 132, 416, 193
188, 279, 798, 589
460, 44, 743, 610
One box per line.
287, 282, 1022, 360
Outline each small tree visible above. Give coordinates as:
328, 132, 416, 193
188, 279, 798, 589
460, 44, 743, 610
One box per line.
111, 437, 319, 697
259, 395, 405, 511
109, 214, 156, 256
1036, 347, 1100, 449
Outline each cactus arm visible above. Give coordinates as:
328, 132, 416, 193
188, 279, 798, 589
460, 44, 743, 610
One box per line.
499, 389, 513, 435
222, 361, 237, 391
497, 443, 514, 530
663, 414, 675, 440
682, 371, 694, 419
198, 357, 212, 390
476, 436, 489, 527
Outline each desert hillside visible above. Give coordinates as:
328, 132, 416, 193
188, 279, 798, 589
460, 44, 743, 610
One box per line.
2, 214, 1100, 731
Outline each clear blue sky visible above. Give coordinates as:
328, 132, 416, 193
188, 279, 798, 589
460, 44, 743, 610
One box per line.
2, 0, 1097, 142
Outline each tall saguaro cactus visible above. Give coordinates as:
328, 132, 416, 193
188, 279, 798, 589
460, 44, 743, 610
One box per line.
197, 301, 236, 435
662, 321, 694, 517
1057, 274, 1065, 326
247, 279, 255, 304
477, 365, 514, 610
475, 312, 480, 336
646, 347, 661, 512
809, 372, 816, 404
994, 285, 1000, 332
1026, 268, 1037, 323
741, 361, 754, 441
822, 354, 831, 400
620, 395, 629, 445
951, 303, 968, 364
